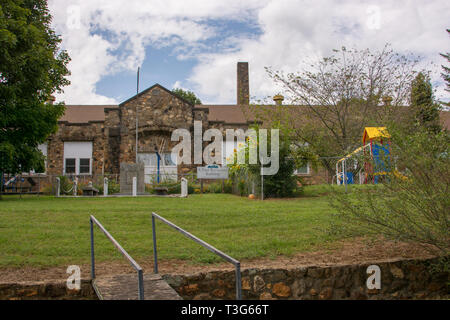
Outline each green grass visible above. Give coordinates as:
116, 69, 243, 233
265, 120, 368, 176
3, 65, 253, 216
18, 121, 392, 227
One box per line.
0, 192, 345, 268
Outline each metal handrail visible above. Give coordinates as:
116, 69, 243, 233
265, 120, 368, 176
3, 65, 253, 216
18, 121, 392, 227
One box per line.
90, 215, 144, 300
151, 212, 242, 300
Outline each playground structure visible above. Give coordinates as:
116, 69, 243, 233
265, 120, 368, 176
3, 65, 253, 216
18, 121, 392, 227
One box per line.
336, 127, 391, 185
1, 174, 40, 194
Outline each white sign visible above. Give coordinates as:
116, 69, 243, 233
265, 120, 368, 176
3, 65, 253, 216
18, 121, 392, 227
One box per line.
197, 165, 229, 179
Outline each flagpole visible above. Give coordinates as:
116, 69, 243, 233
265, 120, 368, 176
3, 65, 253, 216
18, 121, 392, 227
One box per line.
136, 67, 140, 193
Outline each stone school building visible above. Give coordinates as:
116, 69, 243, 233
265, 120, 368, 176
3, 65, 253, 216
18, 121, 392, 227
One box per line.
31, 61, 450, 187
41, 62, 318, 184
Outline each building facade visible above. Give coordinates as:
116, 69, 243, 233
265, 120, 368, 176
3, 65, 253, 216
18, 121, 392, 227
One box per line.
43, 62, 285, 184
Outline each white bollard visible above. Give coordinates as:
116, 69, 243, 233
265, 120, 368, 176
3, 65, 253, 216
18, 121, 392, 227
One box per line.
56, 177, 60, 197
104, 177, 108, 196
73, 179, 78, 196
132, 177, 137, 197
180, 178, 188, 198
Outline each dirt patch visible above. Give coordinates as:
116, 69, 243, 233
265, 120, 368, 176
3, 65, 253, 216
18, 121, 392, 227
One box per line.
0, 238, 437, 283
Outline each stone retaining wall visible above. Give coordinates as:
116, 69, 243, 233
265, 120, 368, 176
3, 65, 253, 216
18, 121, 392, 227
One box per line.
163, 257, 449, 300
0, 279, 97, 300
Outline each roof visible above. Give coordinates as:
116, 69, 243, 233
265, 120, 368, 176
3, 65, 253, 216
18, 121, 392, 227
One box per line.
194, 105, 250, 124
59, 105, 118, 123
119, 83, 194, 107
363, 127, 391, 144
58, 101, 450, 130
440, 110, 450, 129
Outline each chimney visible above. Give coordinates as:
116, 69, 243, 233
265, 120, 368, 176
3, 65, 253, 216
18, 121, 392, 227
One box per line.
382, 96, 393, 106
46, 95, 56, 105
273, 94, 284, 106
237, 62, 249, 105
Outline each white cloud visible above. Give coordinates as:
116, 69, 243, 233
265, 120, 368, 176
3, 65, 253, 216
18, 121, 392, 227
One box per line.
188, 0, 450, 104
48, 0, 265, 104
48, 0, 450, 105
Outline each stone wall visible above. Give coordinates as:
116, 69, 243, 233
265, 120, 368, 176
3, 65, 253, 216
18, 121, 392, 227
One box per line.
299, 166, 331, 185
104, 108, 121, 174
163, 257, 448, 300
118, 85, 195, 165
0, 280, 96, 300
46, 121, 107, 176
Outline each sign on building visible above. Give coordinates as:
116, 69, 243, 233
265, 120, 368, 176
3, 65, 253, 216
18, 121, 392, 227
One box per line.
197, 165, 229, 180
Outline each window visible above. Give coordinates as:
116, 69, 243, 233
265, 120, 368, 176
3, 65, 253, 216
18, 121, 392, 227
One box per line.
163, 153, 176, 166
65, 158, 76, 174
295, 163, 310, 175
28, 143, 48, 174
79, 158, 90, 174
64, 141, 93, 175
138, 153, 177, 166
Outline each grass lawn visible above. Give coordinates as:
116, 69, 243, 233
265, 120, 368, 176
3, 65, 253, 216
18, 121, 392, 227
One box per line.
0, 193, 347, 268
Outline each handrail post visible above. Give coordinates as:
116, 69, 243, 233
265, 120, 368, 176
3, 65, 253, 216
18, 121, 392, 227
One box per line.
151, 212, 242, 300
138, 269, 144, 300
152, 215, 158, 274
90, 217, 95, 279
90, 215, 144, 300
235, 262, 242, 300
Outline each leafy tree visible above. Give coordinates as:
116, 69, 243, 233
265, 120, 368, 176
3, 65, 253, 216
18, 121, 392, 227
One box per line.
262, 45, 420, 178
228, 124, 299, 198
440, 29, 450, 94
0, 1, 70, 180
172, 88, 202, 105
410, 72, 441, 133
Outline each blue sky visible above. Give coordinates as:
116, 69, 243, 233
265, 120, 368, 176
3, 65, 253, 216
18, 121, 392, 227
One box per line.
48, 0, 449, 105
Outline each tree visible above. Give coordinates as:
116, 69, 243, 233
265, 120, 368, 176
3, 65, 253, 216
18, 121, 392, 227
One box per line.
228, 124, 299, 198
410, 72, 441, 133
262, 45, 420, 178
172, 88, 202, 105
440, 29, 450, 94
330, 123, 449, 257
0, 1, 70, 180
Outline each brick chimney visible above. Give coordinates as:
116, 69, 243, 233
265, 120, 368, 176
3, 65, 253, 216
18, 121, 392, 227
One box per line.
46, 95, 56, 105
237, 62, 249, 105
273, 94, 284, 106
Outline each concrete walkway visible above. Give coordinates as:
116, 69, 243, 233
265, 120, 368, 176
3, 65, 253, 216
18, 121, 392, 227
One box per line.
92, 273, 182, 300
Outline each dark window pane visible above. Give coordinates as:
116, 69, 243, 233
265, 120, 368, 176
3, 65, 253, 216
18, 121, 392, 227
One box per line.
79, 158, 90, 174
65, 158, 76, 174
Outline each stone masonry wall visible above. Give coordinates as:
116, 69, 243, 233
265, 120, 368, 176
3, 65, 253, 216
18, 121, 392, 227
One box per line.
46, 121, 106, 176
163, 257, 449, 300
118, 85, 194, 165
0, 280, 96, 300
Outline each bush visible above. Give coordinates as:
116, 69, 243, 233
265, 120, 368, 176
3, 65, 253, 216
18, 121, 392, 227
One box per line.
330, 124, 450, 257
228, 125, 300, 198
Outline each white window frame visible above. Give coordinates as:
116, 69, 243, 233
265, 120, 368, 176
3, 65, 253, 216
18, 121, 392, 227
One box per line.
295, 162, 311, 175
63, 142, 93, 175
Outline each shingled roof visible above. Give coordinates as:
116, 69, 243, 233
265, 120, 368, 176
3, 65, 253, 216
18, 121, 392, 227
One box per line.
194, 105, 251, 124
59, 105, 118, 123
59, 103, 450, 130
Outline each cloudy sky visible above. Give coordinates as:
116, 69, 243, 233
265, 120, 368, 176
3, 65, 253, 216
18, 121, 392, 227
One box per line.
48, 0, 450, 105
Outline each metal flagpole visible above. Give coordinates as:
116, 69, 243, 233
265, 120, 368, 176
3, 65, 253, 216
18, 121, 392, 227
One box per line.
135, 67, 140, 194
136, 67, 140, 163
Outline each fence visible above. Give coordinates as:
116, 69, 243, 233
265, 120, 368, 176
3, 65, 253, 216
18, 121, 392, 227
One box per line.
90, 215, 145, 300
151, 212, 242, 300
1, 171, 262, 197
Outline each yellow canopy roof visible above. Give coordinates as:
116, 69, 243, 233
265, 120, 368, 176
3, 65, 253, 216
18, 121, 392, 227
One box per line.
363, 127, 390, 144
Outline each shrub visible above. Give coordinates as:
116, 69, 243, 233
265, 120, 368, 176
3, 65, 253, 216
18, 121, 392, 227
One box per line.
331, 124, 450, 257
